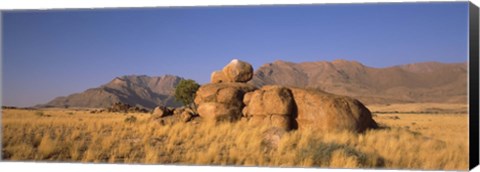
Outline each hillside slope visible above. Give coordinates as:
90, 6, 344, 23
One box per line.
250, 60, 467, 104
41, 75, 184, 109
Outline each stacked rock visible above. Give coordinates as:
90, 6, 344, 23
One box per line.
195, 59, 256, 122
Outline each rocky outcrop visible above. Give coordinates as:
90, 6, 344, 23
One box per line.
195, 83, 256, 122
196, 59, 258, 122
198, 59, 378, 133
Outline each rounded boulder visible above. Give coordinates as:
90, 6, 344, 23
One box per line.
290, 88, 378, 132
222, 59, 254, 83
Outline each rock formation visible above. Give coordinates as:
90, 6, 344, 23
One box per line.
195, 83, 256, 122
195, 59, 257, 122
197, 59, 378, 133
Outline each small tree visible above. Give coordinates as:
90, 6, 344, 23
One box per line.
174, 79, 200, 110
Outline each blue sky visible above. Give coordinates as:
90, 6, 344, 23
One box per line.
2, 2, 469, 107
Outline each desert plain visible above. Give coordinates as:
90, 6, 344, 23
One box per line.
1, 102, 469, 170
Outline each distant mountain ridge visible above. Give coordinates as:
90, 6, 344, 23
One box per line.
249, 59, 467, 104
40, 60, 467, 109
40, 75, 184, 109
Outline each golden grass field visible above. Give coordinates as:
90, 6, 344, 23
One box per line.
1, 103, 469, 170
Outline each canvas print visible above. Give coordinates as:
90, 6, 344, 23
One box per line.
1, 2, 472, 170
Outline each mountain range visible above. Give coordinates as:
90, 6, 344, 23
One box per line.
40, 60, 467, 109
40, 75, 183, 109
250, 59, 467, 104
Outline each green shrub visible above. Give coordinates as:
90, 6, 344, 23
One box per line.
174, 79, 200, 109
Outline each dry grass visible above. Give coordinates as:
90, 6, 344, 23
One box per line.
1, 103, 469, 170
368, 103, 467, 114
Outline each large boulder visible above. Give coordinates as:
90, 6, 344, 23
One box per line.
243, 86, 378, 132
243, 85, 295, 130
243, 85, 294, 116
222, 59, 254, 83
195, 83, 256, 122
289, 88, 378, 132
